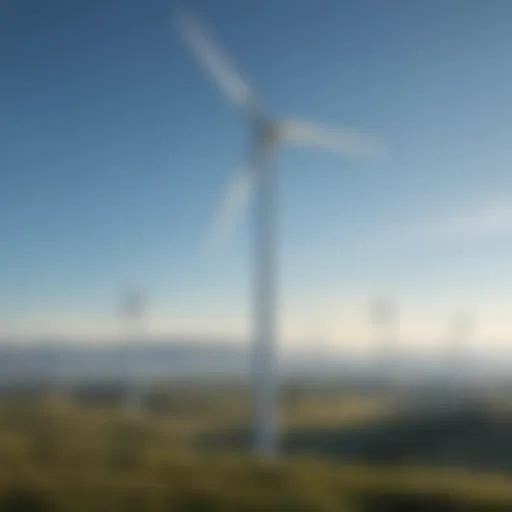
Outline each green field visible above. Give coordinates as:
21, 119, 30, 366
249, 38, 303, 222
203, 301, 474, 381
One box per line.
0, 382, 510, 510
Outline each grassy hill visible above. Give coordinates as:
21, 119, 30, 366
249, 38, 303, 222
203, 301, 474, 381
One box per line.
0, 383, 510, 510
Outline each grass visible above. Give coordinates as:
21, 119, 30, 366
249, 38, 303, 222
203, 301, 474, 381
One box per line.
0, 382, 510, 510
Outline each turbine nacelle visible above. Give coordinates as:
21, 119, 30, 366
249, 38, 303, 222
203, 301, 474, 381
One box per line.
254, 119, 280, 152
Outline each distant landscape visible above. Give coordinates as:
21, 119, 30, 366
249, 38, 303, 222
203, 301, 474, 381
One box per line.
0, 339, 511, 385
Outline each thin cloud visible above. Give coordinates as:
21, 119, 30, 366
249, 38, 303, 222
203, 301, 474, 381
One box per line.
424, 202, 512, 240
373, 200, 512, 248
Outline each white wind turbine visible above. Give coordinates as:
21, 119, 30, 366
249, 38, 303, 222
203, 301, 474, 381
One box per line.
120, 288, 147, 417
446, 312, 474, 408
369, 297, 398, 387
176, 13, 383, 457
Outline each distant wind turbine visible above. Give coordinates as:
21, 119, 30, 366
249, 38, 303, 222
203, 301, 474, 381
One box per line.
120, 288, 147, 417
176, 13, 383, 457
369, 297, 398, 387
446, 312, 474, 408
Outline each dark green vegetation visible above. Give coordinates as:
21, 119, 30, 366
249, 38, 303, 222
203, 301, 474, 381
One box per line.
0, 382, 510, 510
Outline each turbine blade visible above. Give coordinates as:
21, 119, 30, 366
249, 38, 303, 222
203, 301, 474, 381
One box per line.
176, 13, 255, 110
204, 167, 254, 257
278, 119, 384, 159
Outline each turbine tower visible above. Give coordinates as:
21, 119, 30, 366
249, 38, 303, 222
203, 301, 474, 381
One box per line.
176, 13, 382, 457
369, 296, 398, 387
120, 288, 146, 417
446, 312, 473, 408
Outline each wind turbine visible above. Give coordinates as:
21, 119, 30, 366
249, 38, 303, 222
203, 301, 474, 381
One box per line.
120, 288, 147, 417
369, 297, 398, 387
176, 13, 383, 457
446, 312, 474, 410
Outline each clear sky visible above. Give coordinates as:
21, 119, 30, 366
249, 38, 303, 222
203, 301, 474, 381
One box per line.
2, 0, 512, 352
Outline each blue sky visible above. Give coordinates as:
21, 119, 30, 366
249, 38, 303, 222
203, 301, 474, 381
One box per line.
2, 0, 512, 349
